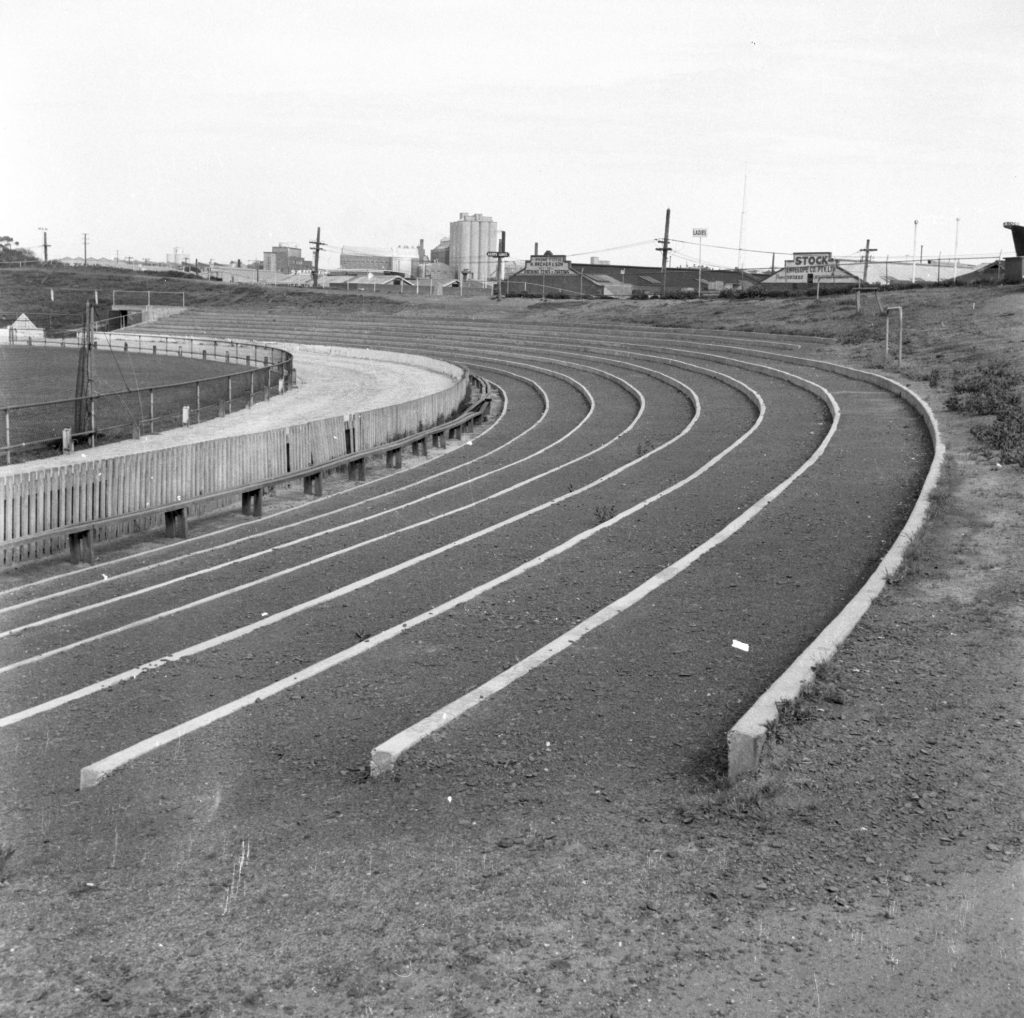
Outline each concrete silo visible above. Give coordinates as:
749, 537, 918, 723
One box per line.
449, 213, 498, 284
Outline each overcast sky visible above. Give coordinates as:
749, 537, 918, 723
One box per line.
5, 0, 1023, 268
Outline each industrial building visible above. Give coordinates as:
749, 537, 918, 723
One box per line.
759, 250, 1000, 288
448, 213, 498, 284
337, 245, 421, 276
505, 251, 757, 298
262, 244, 312, 273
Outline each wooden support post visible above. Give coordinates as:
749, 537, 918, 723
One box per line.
68, 528, 95, 565
164, 507, 189, 539
242, 488, 263, 517
347, 458, 365, 481
303, 472, 323, 496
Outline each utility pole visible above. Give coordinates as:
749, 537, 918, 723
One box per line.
309, 226, 324, 288
487, 230, 509, 300
39, 227, 48, 263
656, 208, 671, 297
82, 233, 89, 266
859, 238, 876, 287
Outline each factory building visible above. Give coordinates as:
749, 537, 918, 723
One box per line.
505, 251, 757, 298
262, 244, 312, 273
337, 245, 421, 277
448, 213, 498, 283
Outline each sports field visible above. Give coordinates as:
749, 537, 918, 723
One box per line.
0, 344, 271, 456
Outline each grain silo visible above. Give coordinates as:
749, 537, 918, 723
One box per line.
449, 213, 498, 283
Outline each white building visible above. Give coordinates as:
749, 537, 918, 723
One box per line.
6, 313, 45, 343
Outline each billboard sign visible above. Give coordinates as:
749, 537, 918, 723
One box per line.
789, 251, 836, 270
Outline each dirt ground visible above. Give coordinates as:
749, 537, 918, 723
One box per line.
0, 288, 1021, 1016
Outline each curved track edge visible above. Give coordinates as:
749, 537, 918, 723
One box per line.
726, 359, 945, 781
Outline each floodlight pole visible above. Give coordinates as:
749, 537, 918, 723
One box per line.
912, 220, 918, 283
953, 217, 960, 284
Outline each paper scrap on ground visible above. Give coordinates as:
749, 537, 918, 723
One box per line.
732, 639, 750, 652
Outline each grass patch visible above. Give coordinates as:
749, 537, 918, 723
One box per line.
763, 659, 845, 746
944, 360, 1024, 464
971, 400, 1024, 464
945, 361, 1023, 415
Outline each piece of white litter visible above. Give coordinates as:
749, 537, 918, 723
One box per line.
101, 574, 108, 581
731, 639, 750, 652
466, 440, 473, 446
261, 612, 268, 617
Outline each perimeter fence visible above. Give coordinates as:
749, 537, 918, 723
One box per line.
1, 333, 294, 464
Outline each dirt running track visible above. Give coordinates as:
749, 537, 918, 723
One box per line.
0, 310, 943, 1017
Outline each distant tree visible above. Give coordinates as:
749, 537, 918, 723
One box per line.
0, 236, 39, 264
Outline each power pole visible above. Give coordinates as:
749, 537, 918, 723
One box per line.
82, 233, 89, 266
487, 230, 509, 300
859, 238, 876, 287
309, 227, 324, 288
656, 208, 671, 297
39, 227, 48, 263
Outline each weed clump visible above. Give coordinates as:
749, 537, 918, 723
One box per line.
972, 401, 1024, 465
944, 361, 1022, 415
944, 360, 1024, 464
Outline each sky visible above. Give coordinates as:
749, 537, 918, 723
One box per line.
5, 0, 1023, 270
